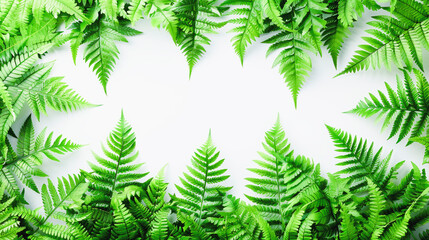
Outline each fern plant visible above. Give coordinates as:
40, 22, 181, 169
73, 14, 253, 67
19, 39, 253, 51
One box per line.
13, 174, 90, 239
339, 0, 429, 76
174, 0, 226, 76
245, 117, 291, 237
79, 16, 141, 92
0, 116, 81, 202
173, 131, 231, 236
83, 111, 148, 210
349, 68, 429, 161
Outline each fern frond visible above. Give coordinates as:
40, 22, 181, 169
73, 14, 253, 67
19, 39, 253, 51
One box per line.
0, 116, 81, 199
83, 111, 148, 210
211, 195, 276, 240
337, 0, 364, 27
111, 198, 139, 239
26, 174, 89, 239
326, 125, 395, 194
0, 180, 24, 239
174, 131, 231, 232
263, 9, 317, 107
349, 69, 429, 146
174, 0, 225, 76
82, 17, 141, 92
99, 0, 118, 20
222, 0, 264, 64
321, 0, 352, 68
361, 178, 386, 239
245, 117, 291, 237
43, 0, 90, 22
339, 0, 429, 75
144, 0, 178, 40
285, 0, 329, 54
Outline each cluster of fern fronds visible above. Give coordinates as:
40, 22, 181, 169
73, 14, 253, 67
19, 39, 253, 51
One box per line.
1, 0, 427, 106
2, 112, 429, 239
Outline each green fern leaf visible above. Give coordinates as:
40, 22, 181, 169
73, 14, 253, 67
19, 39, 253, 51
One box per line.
326, 125, 394, 194
245, 117, 292, 237
211, 195, 276, 240
43, 0, 90, 22
263, 10, 317, 107
222, 0, 264, 65
338, 0, 429, 76
82, 17, 141, 92
0, 116, 81, 199
17, 174, 89, 239
0, 180, 24, 239
174, 131, 231, 233
144, 0, 178, 40
349, 69, 429, 145
337, 0, 364, 27
111, 198, 139, 239
83, 111, 148, 210
321, 0, 352, 68
174, 0, 225, 76
99, 0, 118, 20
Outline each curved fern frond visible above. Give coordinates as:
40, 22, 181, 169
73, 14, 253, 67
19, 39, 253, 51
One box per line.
83, 111, 148, 210
349, 69, 429, 146
0, 116, 81, 200
174, 0, 225, 76
245, 117, 292, 237
82, 16, 141, 92
338, 0, 429, 76
222, 0, 264, 64
174, 131, 231, 232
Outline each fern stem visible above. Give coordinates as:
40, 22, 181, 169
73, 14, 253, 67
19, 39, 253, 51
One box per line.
197, 146, 209, 226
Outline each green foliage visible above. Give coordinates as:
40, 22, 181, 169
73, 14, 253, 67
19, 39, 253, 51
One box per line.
349, 69, 429, 148
245, 117, 291, 237
174, 0, 225, 76
211, 195, 276, 239
0, 116, 81, 202
0, 181, 24, 239
174, 131, 231, 234
13, 173, 90, 239
81, 16, 141, 92
1, 114, 429, 239
339, 0, 429, 76
83, 111, 148, 210
221, 0, 264, 65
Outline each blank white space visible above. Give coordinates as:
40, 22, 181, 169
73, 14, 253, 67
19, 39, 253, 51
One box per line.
19, 13, 427, 207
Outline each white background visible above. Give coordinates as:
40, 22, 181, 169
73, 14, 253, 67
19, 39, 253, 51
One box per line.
17, 12, 428, 207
